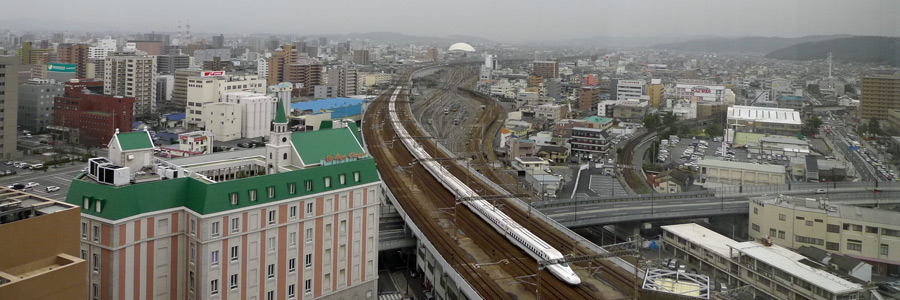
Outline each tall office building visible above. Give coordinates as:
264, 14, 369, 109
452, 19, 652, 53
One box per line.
0, 187, 86, 299
67, 111, 381, 300
212, 34, 225, 48
352, 50, 369, 65
285, 58, 324, 96
88, 39, 117, 60
326, 67, 359, 97
860, 74, 900, 122
18, 79, 63, 132
0, 56, 19, 159
171, 68, 203, 111
58, 43, 91, 79
266, 45, 299, 86
532, 60, 559, 78
156, 54, 191, 75
104, 53, 158, 117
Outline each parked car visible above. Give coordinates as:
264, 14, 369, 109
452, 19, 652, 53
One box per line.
667, 259, 678, 270
46, 186, 60, 192
677, 265, 687, 273
26, 182, 40, 188
816, 189, 826, 194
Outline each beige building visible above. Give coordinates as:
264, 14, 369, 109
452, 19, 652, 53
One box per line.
532, 61, 558, 78
0, 56, 19, 159
361, 73, 392, 87
104, 53, 158, 117
204, 102, 243, 141
0, 187, 86, 300
185, 74, 266, 130
860, 74, 900, 122
171, 68, 203, 111
533, 104, 567, 121
326, 67, 358, 97
612, 99, 648, 121
662, 223, 864, 300
698, 159, 785, 185
726, 106, 802, 137
749, 195, 900, 276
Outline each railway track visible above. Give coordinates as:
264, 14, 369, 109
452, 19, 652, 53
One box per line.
365, 76, 623, 298
391, 77, 639, 297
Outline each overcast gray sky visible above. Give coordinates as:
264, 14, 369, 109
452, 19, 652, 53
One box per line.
3, 0, 899, 41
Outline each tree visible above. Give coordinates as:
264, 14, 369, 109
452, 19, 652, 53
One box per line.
643, 114, 660, 129
869, 119, 882, 136
662, 112, 677, 127
678, 124, 691, 136
704, 124, 723, 137
801, 116, 823, 137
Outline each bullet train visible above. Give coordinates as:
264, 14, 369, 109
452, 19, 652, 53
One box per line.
386, 87, 581, 285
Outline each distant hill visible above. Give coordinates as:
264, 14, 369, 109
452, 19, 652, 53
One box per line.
651, 35, 852, 53
307, 32, 495, 46
765, 36, 900, 66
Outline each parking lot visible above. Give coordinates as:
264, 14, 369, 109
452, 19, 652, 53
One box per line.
0, 164, 83, 201
659, 135, 794, 172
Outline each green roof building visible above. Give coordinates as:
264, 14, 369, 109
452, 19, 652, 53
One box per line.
69, 113, 382, 299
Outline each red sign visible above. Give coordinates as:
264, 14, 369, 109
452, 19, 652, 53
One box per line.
201, 71, 225, 77
690, 86, 711, 93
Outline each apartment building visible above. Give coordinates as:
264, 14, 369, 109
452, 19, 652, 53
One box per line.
569, 127, 610, 159
326, 67, 359, 98
0, 56, 19, 159
0, 187, 86, 299
860, 74, 900, 122
532, 61, 558, 78
104, 53, 158, 117
285, 58, 324, 97
58, 43, 91, 79
578, 86, 600, 111
662, 223, 864, 300
171, 68, 203, 111
266, 45, 300, 86
17, 79, 63, 132
67, 106, 380, 300
749, 195, 900, 276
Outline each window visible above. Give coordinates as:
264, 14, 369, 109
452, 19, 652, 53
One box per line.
81, 250, 87, 260
268, 210, 276, 225
866, 226, 879, 234
231, 246, 239, 261
304, 279, 312, 293
211, 221, 220, 237
190, 243, 196, 264
268, 237, 276, 252
93, 225, 100, 242
827, 224, 840, 233
847, 240, 862, 251
82, 222, 88, 239
778, 231, 785, 239
340, 220, 347, 236
806, 220, 813, 226
289, 258, 296, 272
305, 253, 313, 267
881, 244, 889, 256
289, 183, 296, 194
92, 283, 99, 300
92, 253, 100, 271
211, 250, 219, 266
267, 291, 275, 300
769, 228, 776, 237
796, 216, 805, 220
826, 242, 840, 251
190, 219, 197, 235
289, 232, 297, 246
884, 228, 900, 237
306, 228, 313, 243
250, 189, 257, 201
230, 274, 238, 290
306, 180, 312, 191
354, 171, 360, 182
306, 202, 314, 214
795, 235, 824, 245
95, 200, 102, 213
231, 218, 240, 233
289, 205, 297, 219
325, 249, 331, 263
83, 197, 89, 209
753, 207, 758, 215
289, 284, 296, 298
325, 177, 331, 187
268, 186, 275, 198
189, 271, 195, 291
230, 193, 238, 205
325, 224, 332, 239
779, 214, 786, 221
210, 279, 219, 295
339, 174, 346, 185
267, 264, 275, 278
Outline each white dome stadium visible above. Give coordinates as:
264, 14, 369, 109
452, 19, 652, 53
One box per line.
448, 42, 476, 52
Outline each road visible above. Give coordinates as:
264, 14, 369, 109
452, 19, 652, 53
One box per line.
0, 163, 84, 201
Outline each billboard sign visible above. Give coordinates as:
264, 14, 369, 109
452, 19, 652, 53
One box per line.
47, 63, 76, 73
201, 71, 226, 77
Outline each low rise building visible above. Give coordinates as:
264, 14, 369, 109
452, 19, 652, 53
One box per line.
749, 195, 900, 276
662, 223, 864, 300
569, 127, 610, 160
221, 92, 275, 139
204, 102, 242, 141
727, 106, 802, 136
697, 159, 785, 185
52, 81, 135, 146
0, 187, 86, 300
612, 99, 648, 121
534, 104, 567, 121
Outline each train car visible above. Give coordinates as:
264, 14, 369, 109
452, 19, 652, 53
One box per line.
387, 86, 581, 285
